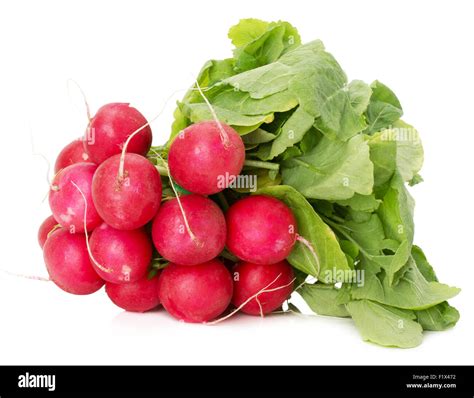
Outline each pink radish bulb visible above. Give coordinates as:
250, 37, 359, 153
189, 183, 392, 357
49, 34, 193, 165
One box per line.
106, 272, 161, 312
43, 229, 104, 295
151, 194, 226, 266
54, 139, 91, 173
89, 223, 152, 283
84, 103, 152, 164
49, 162, 102, 233
92, 153, 162, 230
158, 260, 233, 323
168, 121, 245, 195
38, 215, 60, 249
232, 261, 294, 316
226, 195, 297, 264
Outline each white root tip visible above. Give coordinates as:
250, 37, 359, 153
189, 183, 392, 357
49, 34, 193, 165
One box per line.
206, 273, 296, 325
66, 78, 92, 121
70, 181, 112, 274
0, 269, 50, 282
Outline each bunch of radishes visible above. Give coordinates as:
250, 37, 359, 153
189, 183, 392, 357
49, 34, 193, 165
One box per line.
38, 103, 298, 323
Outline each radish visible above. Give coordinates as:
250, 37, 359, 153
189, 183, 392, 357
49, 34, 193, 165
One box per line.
84, 103, 152, 164
106, 272, 161, 312
151, 194, 226, 266
92, 153, 162, 230
43, 229, 104, 295
38, 215, 60, 248
54, 139, 90, 173
49, 162, 102, 233
168, 121, 245, 195
89, 223, 152, 283
232, 261, 294, 316
226, 195, 297, 264
158, 260, 233, 323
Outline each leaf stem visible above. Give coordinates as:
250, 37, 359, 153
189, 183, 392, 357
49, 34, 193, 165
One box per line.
243, 159, 280, 171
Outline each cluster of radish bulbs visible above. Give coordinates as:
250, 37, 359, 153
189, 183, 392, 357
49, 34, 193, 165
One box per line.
38, 103, 298, 323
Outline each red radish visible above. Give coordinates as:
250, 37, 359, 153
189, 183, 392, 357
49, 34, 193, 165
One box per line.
158, 260, 233, 323
43, 229, 104, 295
152, 194, 226, 266
54, 139, 91, 173
38, 215, 60, 248
106, 273, 161, 312
92, 153, 162, 230
84, 103, 152, 164
49, 162, 102, 233
232, 261, 294, 316
168, 121, 245, 195
89, 223, 152, 283
226, 195, 297, 264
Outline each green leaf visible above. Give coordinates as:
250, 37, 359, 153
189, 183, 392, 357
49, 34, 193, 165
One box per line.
299, 284, 350, 317
346, 300, 423, 348
415, 302, 460, 331
256, 185, 350, 280
335, 193, 381, 212
257, 106, 315, 160
181, 102, 274, 128
364, 80, 403, 134
281, 134, 374, 200
242, 128, 276, 144
228, 18, 270, 48
210, 86, 298, 116
351, 257, 461, 310
368, 120, 424, 185
231, 20, 301, 72
311, 79, 371, 141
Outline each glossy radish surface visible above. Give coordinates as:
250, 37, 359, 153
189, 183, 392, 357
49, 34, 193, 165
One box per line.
38, 215, 59, 249
168, 121, 245, 195
92, 153, 162, 230
89, 223, 152, 283
49, 162, 102, 233
226, 195, 297, 264
43, 229, 104, 295
84, 103, 152, 164
152, 194, 226, 265
106, 273, 161, 312
232, 260, 294, 315
54, 139, 91, 173
158, 260, 233, 323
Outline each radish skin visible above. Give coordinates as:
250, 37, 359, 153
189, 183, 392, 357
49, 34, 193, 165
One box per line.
49, 162, 102, 233
89, 223, 152, 283
226, 195, 297, 264
168, 121, 245, 195
43, 229, 104, 295
106, 273, 161, 312
151, 194, 226, 266
158, 260, 233, 323
54, 139, 90, 173
38, 215, 60, 249
232, 261, 294, 316
84, 103, 152, 164
92, 153, 162, 230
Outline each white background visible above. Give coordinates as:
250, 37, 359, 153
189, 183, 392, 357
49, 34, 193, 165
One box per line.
0, 0, 473, 365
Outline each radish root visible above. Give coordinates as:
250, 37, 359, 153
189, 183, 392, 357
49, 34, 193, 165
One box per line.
149, 149, 202, 247
296, 234, 320, 275
206, 273, 296, 325
66, 78, 91, 121
70, 181, 112, 274
0, 270, 50, 282
194, 79, 231, 148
